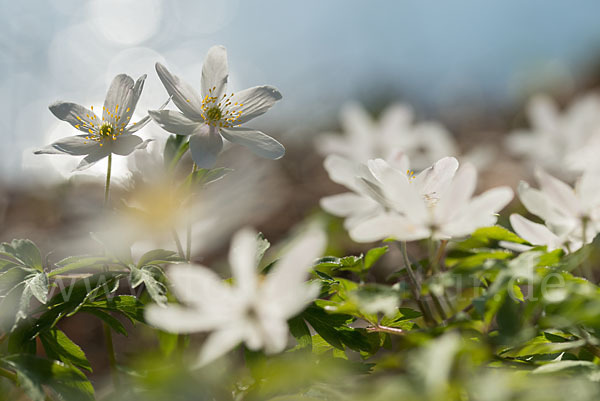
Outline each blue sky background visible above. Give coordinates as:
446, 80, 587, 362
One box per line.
2, 0, 600, 180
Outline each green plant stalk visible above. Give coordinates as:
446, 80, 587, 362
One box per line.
581, 218, 595, 282
171, 229, 185, 259
0, 367, 17, 383
168, 141, 190, 172
104, 153, 112, 205
103, 154, 119, 388
186, 163, 198, 261
427, 238, 450, 320
400, 242, 435, 325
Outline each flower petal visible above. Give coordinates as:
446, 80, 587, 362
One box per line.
148, 110, 200, 135
73, 147, 110, 171
189, 125, 224, 168
436, 162, 477, 220
34, 135, 97, 156
510, 214, 561, 250
229, 228, 259, 298
201, 45, 229, 99
320, 192, 375, 217
350, 213, 428, 242
168, 264, 232, 309
323, 154, 362, 192
155, 62, 204, 121
534, 168, 582, 217
110, 135, 143, 156
195, 328, 243, 367
145, 304, 222, 334
230, 86, 282, 125
413, 156, 459, 197
103, 74, 145, 124
219, 127, 285, 160
48, 102, 99, 134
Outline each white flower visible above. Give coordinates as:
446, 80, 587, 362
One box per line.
149, 45, 284, 168
348, 158, 513, 242
505, 93, 600, 175
507, 214, 578, 253
145, 227, 326, 366
35, 74, 157, 171
516, 168, 600, 247
316, 102, 458, 170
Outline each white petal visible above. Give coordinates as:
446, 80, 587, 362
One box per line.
201, 45, 229, 99
126, 96, 171, 135
350, 213, 428, 242
518, 181, 564, 224
262, 227, 326, 311
48, 102, 99, 134
443, 186, 513, 237
320, 192, 375, 217
527, 94, 558, 131
229, 228, 259, 298
73, 148, 109, 171
436, 162, 477, 219
189, 125, 223, 168
323, 154, 362, 192
145, 304, 222, 334
534, 168, 582, 217
168, 264, 232, 309
339, 102, 373, 143
103, 74, 146, 124
34, 135, 97, 156
258, 317, 290, 354
220, 127, 285, 160
110, 134, 142, 156
155, 62, 204, 121
230, 86, 282, 125
510, 214, 561, 250
148, 110, 200, 135
195, 328, 243, 367
578, 168, 600, 211
413, 156, 459, 196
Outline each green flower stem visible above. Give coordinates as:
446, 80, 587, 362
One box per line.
428, 238, 451, 320
171, 229, 185, 259
102, 153, 119, 388
103, 322, 120, 388
168, 141, 190, 172
400, 242, 435, 325
104, 153, 112, 206
186, 163, 198, 262
581, 218, 595, 282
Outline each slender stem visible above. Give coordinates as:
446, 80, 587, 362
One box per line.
104, 153, 112, 206
427, 238, 450, 320
172, 229, 185, 259
400, 242, 435, 325
0, 367, 17, 383
168, 141, 190, 172
103, 323, 120, 388
581, 218, 595, 282
366, 325, 405, 336
102, 153, 118, 388
431, 292, 448, 320
186, 163, 198, 262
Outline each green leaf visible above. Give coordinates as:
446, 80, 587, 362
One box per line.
189, 167, 234, 186
0, 239, 43, 271
137, 249, 183, 268
302, 305, 354, 350
364, 246, 388, 270
457, 226, 527, 250
40, 329, 92, 372
157, 330, 179, 357
288, 316, 312, 350
80, 308, 127, 336
164, 134, 188, 167
49, 256, 113, 277
129, 265, 167, 306
2, 271, 49, 330
2, 354, 95, 401
86, 295, 146, 323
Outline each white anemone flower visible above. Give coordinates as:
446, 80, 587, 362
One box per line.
35, 74, 156, 171
149, 45, 285, 168
516, 168, 600, 247
145, 227, 326, 366
320, 152, 456, 231
316, 102, 458, 170
505, 93, 600, 175
349, 158, 513, 242
507, 214, 580, 253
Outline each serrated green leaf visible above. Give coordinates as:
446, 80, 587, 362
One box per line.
0, 239, 43, 271
288, 316, 312, 350
2, 354, 95, 401
137, 249, 183, 268
80, 308, 127, 336
40, 329, 92, 372
129, 265, 167, 306
457, 226, 527, 250
49, 256, 113, 277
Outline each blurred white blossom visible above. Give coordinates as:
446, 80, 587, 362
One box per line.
316, 103, 459, 170
506, 93, 600, 176
145, 227, 326, 366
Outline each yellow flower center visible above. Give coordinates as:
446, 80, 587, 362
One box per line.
81, 104, 131, 146
197, 86, 243, 128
